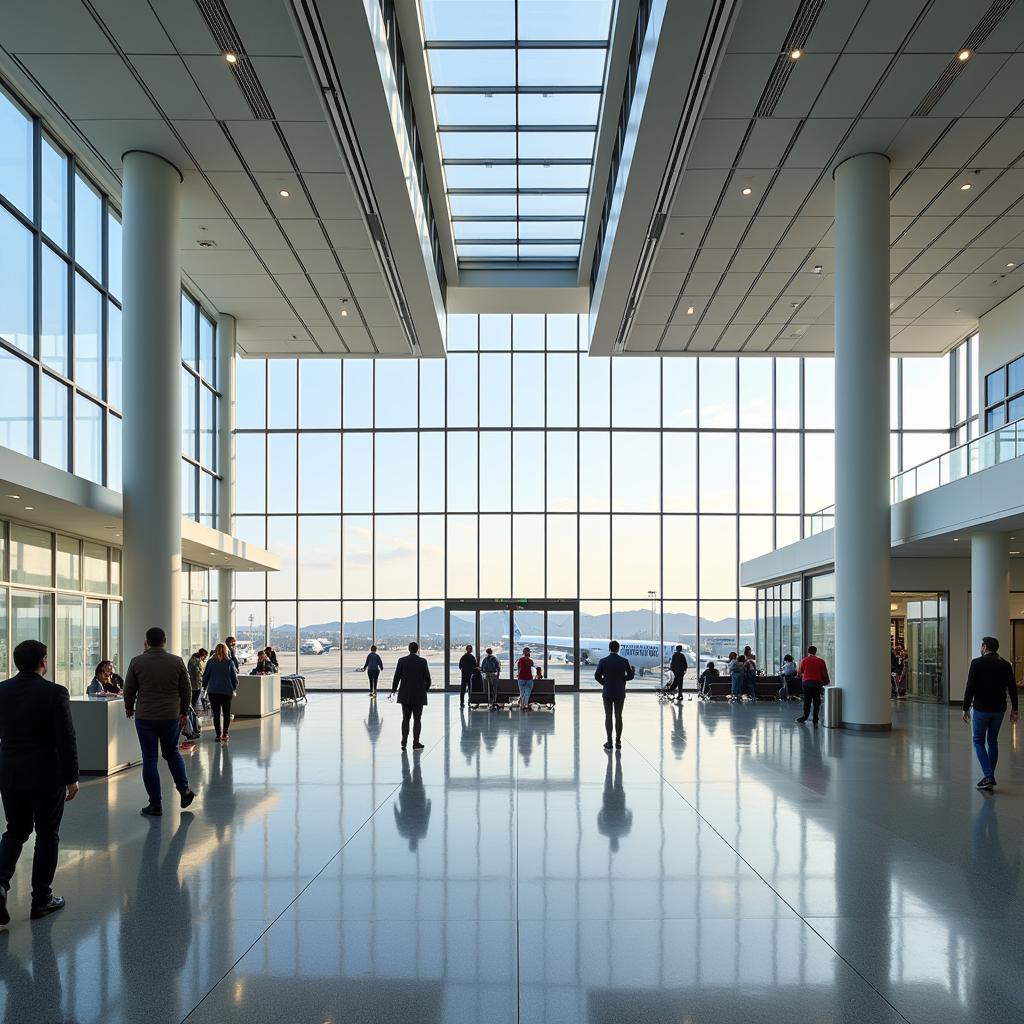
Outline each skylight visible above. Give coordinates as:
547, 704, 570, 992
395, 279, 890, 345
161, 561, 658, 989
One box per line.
420, 0, 615, 265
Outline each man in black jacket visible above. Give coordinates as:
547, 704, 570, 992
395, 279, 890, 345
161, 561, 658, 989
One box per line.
458, 644, 477, 708
595, 641, 635, 751
362, 645, 383, 698
391, 642, 432, 751
665, 645, 688, 698
0, 640, 79, 923
962, 636, 1019, 791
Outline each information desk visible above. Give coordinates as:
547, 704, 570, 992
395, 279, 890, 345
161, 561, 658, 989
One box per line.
234, 672, 282, 718
69, 696, 140, 776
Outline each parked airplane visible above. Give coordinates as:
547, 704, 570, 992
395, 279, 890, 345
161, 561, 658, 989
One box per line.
507, 624, 697, 677
300, 638, 334, 655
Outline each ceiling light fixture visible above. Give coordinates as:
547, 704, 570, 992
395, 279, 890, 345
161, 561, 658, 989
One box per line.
7, 494, 19, 499
24, 506, 33, 511
813, 265, 823, 275
741, 187, 753, 196
278, 189, 290, 198
340, 299, 349, 318
959, 182, 972, 191
958, 49, 971, 62
789, 48, 803, 60
953, 537, 959, 542
686, 306, 695, 315
1006, 262, 1016, 269
224, 52, 238, 64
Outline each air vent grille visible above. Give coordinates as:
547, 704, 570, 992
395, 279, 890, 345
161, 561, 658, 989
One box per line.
193, 0, 276, 120
912, 0, 1014, 116
753, 0, 825, 118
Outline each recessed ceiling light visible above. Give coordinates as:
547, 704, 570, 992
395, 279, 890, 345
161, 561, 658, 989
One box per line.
224, 52, 238, 64
789, 48, 803, 60
953, 537, 959, 542
7, 493, 19, 499
686, 306, 695, 315
1012, 551, 1021, 555
24, 506, 33, 511
340, 308, 349, 317
278, 189, 290, 198
813, 265, 823, 275
958, 49, 971, 62
790, 301, 800, 308
954, 308, 961, 313
1006, 262, 1016, 269
741, 187, 753, 196
959, 182, 972, 191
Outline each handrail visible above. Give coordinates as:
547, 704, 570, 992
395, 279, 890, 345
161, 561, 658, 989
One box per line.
806, 417, 1024, 536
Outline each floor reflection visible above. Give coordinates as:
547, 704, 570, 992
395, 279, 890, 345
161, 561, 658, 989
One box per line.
0, 696, 1021, 1023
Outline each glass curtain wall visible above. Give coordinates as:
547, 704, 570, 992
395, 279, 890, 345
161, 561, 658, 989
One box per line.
180, 294, 220, 525
0, 518, 122, 692
233, 314, 949, 688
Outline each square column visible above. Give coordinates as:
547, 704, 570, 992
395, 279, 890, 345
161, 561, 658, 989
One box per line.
971, 531, 1010, 659
121, 150, 183, 655
217, 313, 236, 643
833, 153, 892, 730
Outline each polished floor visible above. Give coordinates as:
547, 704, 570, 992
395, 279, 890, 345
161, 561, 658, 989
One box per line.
1, 694, 1022, 1023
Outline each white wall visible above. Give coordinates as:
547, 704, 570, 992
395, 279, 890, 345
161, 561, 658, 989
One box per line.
979, 285, 1024, 380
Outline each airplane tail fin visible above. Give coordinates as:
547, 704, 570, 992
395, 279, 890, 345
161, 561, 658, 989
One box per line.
513, 623, 522, 641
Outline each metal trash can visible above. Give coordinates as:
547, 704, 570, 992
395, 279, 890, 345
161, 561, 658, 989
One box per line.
824, 686, 842, 729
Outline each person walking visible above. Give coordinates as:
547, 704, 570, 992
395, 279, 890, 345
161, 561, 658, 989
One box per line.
459, 644, 478, 708
796, 645, 830, 725
203, 643, 239, 744
123, 627, 196, 817
186, 648, 208, 710
480, 648, 501, 709
390, 642, 431, 751
595, 641, 635, 750
362, 645, 383, 698
729, 654, 747, 702
516, 647, 535, 711
665, 645, 688, 698
962, 636, 1019, 791
0, 641, 79, 923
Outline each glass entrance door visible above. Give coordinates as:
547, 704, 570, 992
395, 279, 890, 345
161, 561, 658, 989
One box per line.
444, 600, 580, 690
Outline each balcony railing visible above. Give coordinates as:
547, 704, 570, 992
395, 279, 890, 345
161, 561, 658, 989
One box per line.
806, 418, 1024, 536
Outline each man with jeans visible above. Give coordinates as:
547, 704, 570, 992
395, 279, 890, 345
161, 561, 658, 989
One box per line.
123, 627, 196, 816
796, 645, 829, 725
481, 648, 501, 710
962, 636, 1019, 791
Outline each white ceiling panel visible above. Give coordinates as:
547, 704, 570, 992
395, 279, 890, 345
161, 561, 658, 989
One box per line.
281, 220, 331, 250
148, 0, 220, 54
811, 54, 893, 118
255, 174, 316, 219
19, 54, 156, 118
2, 0, 113, 53
181, 219, 249, 251
72, 118, 192, 173
227, 122, 293, 173
249, 57, 323, 121
887, 117, 954, 170
324, 219, 372, 251
181, 56, 256, 121
304, 174, 362, 220
687, 119, 748, 169
702, 53, 779, 118
173, 121, 243, 172
309, 274, 351, 300
278, 122, 346, 173
94, 0, 175, 53
224, 0, 304, 57
908, 0, 993, 51
772, 55, 840, 119
932, 55, 1012, 118
785, 118, 854, 168
131, 55, 212, 119
206, 172, 271, 219
865, 55, 951, 118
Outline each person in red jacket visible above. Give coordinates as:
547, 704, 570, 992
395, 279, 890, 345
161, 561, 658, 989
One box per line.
796, 645, 830, 726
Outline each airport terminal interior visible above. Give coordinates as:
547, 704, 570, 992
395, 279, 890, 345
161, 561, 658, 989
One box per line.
2, 0, 1024, 1020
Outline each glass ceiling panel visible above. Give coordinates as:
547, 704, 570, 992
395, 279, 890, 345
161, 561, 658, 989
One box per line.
421, 0, 615, 264
428, 49, 515, 87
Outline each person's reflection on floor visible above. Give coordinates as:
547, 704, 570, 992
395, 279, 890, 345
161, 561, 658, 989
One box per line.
459, 705, 483, 764
597, 754, 633, 852
970, 799, 1020, 899
119, 814, 195, 1019
796, 720, 830, 795
670, 703, 686, 758
518, 721, 534, 766
205, 741, 236, 840
0, 917, 73, 1023
364, 699, 382, 746
393, 751, 431, 851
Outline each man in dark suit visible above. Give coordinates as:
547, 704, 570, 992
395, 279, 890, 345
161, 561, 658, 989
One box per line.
0, 640, 79, 924
595, 641, 635, 751
390, 642, 431, 751
458, 644, 477, 708
665, 645, 688, 697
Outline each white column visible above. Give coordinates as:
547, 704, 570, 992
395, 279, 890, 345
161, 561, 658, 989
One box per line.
216, 313, 236, 643
971, 531, 1010, 660
121, 151, 183, 656
833, 152, 891, 730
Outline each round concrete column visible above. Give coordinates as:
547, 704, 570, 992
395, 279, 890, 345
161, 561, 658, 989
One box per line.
216, 313, 236, 643
971, 531, 1010, 660
121, 151, 183, 656
833, 153, 892, 730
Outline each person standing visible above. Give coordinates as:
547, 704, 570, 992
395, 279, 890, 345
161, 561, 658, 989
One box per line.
123, 627, 196, 817
796, 645, 830, 725
362, 645, 383, 698
458, 644, 477, 708
962, 636, 1019, 791
186, 648, 208, 709
0, 641, 79, 923
203, 643, 239, 743
516, 647, 535, 711
595, 641, 635, 750
665, 645, 688, 697
390, 642, 431, 751
729, 654, 746, 702
779, 653, 799, 700
225, 636, 240, 672
480, 648, 501, 710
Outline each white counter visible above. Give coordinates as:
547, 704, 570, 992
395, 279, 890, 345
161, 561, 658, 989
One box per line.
69, 696, 141, 776
233, 673, 281, 718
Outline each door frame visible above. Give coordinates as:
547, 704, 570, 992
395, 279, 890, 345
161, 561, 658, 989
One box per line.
443, 599, 580, 691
